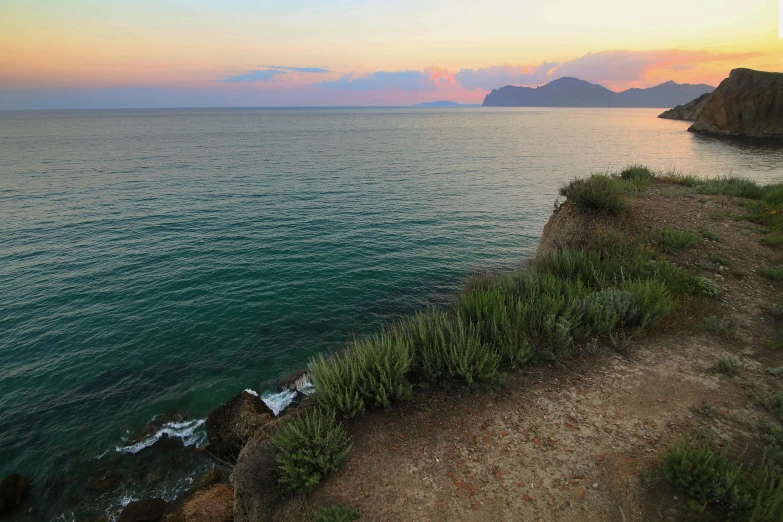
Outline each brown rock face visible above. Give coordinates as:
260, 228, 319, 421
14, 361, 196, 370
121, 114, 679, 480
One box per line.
230, 436, 279, 522
117, 498, 168, 522
657, 92, 712, 121
688, 68, 783, 139
164, 485, 234, 522
205, 391, 275, 458
0, 474, 29, 513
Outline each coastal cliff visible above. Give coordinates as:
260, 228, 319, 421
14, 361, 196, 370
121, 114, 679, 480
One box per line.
657, 92, 712, 121
688, 68, 783, 139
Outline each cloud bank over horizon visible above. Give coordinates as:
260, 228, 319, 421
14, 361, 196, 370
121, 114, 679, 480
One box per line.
0, 49, 777, 109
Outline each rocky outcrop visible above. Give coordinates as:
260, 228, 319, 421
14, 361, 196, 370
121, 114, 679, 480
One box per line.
276, 369, 311, 392
205, 391, 275, 458
0, 474, 29, 514
688, 68, 783, 139
117, 498, 168, 522
163, 485, 234, 522
230, 435, 279, 522
657, 92, 712, 121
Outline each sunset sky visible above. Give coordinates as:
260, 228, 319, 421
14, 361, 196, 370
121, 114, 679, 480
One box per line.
1, 0, 781, 109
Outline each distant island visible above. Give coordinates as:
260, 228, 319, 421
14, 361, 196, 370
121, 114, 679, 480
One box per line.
482, 77, 714, 108
413, 100, 480, 108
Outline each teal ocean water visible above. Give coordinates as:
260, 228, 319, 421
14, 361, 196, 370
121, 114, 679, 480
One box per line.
2, 108, 783, 519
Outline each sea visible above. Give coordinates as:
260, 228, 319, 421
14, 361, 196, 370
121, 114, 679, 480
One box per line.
2, 107, 783, 520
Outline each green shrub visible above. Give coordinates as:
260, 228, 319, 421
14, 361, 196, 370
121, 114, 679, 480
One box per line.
761, 233, 783, 248
766, 366, 783, 376
694, 276, 720, 298
310, 334, 413, 417
271, 409, 352, 493
620, 165, 656, 187
559, 174, 628, 216
716, 358, 741, 377
314, 505, 360, 522
760, 267, 783, 281
656, 227, 700, 254
663, 442, 749, 513
762, 184, 783, 205
701, 228, 719, 241
664, 442, 783, 520
705, 315, 738, 336
697, 177, 765, 199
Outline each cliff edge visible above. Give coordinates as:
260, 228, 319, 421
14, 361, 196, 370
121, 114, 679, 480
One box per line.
688, 68, 783, 139
657, 92, 712, 121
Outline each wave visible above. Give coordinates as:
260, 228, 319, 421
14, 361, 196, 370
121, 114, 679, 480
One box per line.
115, 419, 206, 455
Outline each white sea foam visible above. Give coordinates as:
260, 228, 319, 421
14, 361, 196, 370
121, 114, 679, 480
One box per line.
115, 419, 206, 454
244, 388, 259, 396
262, 389, 297, 416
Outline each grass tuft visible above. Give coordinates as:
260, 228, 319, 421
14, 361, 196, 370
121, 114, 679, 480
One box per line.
715, 358, 741, 377
705, 315, 738, 337
760, 267, 783, 281
559, 174, 628, 216
314, 505, 360, 522
656, 227, 700, 254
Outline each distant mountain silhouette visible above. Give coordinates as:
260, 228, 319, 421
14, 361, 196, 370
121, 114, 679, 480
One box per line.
413, 100, 480, 108
482, 77, 714, 108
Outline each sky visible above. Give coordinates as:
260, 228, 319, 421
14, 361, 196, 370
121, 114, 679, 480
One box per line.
0, 0, 781, 109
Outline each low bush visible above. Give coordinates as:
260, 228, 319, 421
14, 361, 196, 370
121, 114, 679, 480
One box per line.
705, 315, 738, 337
715, 357, 741, 376
270, 409, 352, 493
664, 441, 748, 513
694, 276, 720, 298
559, 174, 627, 216
314, 505, 360, 522
656, 227, 700, 254
310, 334, 413, 417
663, 441, 783, 520
620, 165, 656, 187
760, 267, 783, 281
696, 177, 765, 199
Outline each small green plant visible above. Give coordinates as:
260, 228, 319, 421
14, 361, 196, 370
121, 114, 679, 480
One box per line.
314, 505, 360, 522
760, 267, 783, 281
771, 304, 783, 318
619, 165, 656, 187
656, 227, 700, 254
559, 174, 628, 216
664, 441, 783, 520
715, 357, 741, 377
755, 392, 783, 422
639, 468, 660, 488
705, 315, 738, 337
708, 252, 733, 267
766, 366, 783, 376
761, 233, 783, 249
698, 400, 717, 418
701, 228, 720, 241
694, 276, 719, 298
695, 177, 765, 199
270, 408, 352, 493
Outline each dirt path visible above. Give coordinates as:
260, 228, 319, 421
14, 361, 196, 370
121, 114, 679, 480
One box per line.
278, 182, 783, 521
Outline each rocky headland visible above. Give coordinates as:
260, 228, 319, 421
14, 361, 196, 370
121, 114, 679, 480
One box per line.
659, 68, 783, 139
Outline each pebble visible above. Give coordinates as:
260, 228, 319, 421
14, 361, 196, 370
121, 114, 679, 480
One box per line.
592, 483, 599, 489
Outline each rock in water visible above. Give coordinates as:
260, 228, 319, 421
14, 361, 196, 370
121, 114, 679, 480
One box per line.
0, 473, 29, 513
275, 369, 308, 392
163, 484, 234, 522
658, 92, 712, 121
118, 498, 168, 522
205, 391, 275, 458
688, 68, 783, 139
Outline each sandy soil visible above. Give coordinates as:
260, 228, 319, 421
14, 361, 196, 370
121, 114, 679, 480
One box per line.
277, 182, 783, 522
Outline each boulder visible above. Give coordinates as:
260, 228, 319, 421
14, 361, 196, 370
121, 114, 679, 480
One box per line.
205, 391, 275, 459
230, 436, 278, 522
0, 473, 29, 513
657, 92, 712, 121
688, 68, 783, 139
117, 498, 168, 522
87, 472, 122, 494
275, 369, 309, 392
163, 484, 234, 522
